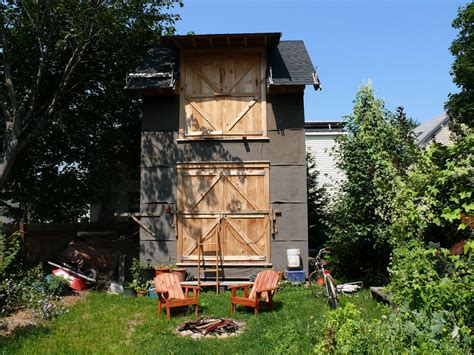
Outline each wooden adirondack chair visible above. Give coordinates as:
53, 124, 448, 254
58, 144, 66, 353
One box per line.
229, 270, 280, 316
155, 273, 199, 320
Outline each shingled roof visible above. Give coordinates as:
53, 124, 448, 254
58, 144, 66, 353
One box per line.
414, 113, 450, 146
127, 35, 318, 90
267, 41, 316, 86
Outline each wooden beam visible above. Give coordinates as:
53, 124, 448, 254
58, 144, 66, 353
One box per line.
188, 62, 221, 94
186, 99, 218, 130
226, 219, 263, 256
224, 58, 259, 95
131, 215, 156, 238
226, 97, 259, 131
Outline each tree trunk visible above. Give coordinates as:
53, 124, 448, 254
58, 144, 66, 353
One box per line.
0, 137, 28, 192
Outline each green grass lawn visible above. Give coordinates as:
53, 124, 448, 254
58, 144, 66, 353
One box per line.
0, 286, 384, 354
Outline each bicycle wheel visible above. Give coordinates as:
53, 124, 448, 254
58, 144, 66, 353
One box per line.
326, 276, 338, 308
308, 270, 320, 286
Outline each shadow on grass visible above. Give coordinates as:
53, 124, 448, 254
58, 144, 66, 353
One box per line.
0, 324, 50, 349
230, 300, 284, 316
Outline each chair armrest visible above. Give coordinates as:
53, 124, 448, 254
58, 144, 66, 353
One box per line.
183, 285, 199, 298
256, 286, 279, 293
228, 283, 253, 297
155, 289, 168, 294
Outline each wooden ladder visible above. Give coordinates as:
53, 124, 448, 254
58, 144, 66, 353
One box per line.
197, 216, 223, 294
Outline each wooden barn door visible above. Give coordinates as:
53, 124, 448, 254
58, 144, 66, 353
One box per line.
180, 50, 267, 138
177, 162, 270, 263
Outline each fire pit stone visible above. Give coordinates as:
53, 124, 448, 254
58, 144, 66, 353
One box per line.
177, 318, 246, 339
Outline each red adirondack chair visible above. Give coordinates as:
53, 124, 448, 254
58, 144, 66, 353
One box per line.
229, 270, 280, 316
155, 273, 199, 320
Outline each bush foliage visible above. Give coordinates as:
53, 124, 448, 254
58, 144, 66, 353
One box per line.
390, 133, 473, 245
316, 302, 472, 353
0, 229, 21, 279
1, 265, 70, 319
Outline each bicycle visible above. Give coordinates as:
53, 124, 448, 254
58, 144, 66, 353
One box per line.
308, 249, 364, 308
308, 248, 339, 308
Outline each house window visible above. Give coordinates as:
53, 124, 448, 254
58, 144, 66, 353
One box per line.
179, 50, 267, 140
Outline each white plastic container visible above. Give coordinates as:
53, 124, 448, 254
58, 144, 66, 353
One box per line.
287, 249, 301, 268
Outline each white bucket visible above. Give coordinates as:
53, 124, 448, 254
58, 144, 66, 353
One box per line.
287, 249, 301, 268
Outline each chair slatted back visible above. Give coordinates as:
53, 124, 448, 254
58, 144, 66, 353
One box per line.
155, 273, 185, 300
249, 270, 280, 300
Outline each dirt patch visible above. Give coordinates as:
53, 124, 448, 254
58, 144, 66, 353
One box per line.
0, 291, 87, 338
0, 310, 39, 337
56, 291, 87, 307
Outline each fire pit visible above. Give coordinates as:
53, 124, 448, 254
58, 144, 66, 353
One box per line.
177, 318, 246, 339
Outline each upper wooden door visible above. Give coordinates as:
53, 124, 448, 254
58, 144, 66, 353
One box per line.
177, 162, 270, 263
179, 50, 267, 139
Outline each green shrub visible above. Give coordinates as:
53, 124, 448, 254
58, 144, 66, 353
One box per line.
1, 265, 67, 319
389, 133, 473, 246
128, 258, 151, 291
46, 275, 70, 297
387, 240, 473, 328
315, 302, 472, 353
0, 230, 21, 279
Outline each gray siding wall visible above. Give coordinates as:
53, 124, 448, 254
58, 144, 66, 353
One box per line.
140, 94, 308, 276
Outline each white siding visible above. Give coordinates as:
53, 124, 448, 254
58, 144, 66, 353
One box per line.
433, 125, 452, 146
305, 133, 345, 193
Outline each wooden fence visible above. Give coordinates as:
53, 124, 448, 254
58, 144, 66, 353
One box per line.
6, 221, 138, 266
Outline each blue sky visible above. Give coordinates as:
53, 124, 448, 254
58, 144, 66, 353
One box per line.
173, 0, 467, 124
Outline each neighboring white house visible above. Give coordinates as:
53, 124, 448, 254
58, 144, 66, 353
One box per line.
305, 121, 345, 192
414, 113, 451, 147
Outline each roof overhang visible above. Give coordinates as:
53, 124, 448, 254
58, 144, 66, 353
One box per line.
161, 32, 281, 49
305, 121, 345, 133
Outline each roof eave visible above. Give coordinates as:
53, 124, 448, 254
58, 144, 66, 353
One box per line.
161, 32, 282, 49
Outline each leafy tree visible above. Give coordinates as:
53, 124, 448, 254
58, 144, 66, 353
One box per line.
326, 84, 418, 279
306, 151, 329, 251
389, 3, 474, 247
445, 2, 474, 135
0, 1, 182, 221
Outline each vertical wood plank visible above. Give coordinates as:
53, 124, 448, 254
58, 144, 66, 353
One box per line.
264, 166, 271, 262
260, 52, 267, 137
179, 52, 186, 138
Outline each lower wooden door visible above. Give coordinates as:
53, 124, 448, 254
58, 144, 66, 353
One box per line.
177, 162, 270, 264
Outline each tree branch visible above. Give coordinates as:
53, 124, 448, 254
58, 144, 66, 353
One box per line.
0, 198, 19, 212
0, 91, 10, 123
0, 13, 19, 129
20, 0, 48, 129
22, 23, 94, 144
0, 23, 94, 194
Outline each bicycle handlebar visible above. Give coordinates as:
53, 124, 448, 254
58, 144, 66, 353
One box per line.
317, 248, 330, 258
